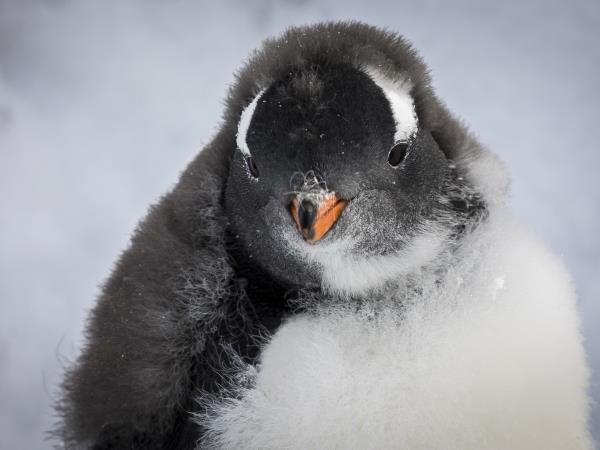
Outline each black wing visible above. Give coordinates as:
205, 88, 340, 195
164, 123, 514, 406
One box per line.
54, 132, 251, 449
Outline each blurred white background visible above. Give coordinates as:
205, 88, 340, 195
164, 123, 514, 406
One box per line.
0, 0, 598, 448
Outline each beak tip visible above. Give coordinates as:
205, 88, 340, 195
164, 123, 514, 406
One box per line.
289, 193, 347, 243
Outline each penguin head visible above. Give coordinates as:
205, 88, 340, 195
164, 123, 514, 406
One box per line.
223, 24, 490, 296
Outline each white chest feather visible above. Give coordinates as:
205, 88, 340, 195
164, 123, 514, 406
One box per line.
199, 219, 592, 450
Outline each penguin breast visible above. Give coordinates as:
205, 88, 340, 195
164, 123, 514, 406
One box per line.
199, 216, 591, 450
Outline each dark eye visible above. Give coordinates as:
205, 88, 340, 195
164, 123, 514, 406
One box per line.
245, 156, 259, 178
387, 142, 409, 167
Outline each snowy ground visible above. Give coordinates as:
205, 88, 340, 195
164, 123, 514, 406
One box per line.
0, 1, 598, 448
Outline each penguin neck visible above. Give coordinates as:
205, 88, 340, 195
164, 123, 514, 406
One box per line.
307, 221, 485, 310
224, 227, 295, 335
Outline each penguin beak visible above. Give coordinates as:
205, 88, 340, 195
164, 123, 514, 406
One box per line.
289, 192, 348, 243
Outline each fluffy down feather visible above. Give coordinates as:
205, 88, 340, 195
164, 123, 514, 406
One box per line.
198, 209, 592, 449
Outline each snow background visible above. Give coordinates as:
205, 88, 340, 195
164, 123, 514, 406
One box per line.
0, 0, 598, 448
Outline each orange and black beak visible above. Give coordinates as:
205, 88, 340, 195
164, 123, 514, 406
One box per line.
289, 193, 348, 243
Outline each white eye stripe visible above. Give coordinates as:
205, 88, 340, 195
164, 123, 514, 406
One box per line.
236, 88, 267, 156
236, 70, 416, 156
364, 67, 418, 143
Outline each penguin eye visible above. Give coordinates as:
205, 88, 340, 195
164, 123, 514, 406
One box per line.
387, 142, 409, 167
245, 156, 259, 178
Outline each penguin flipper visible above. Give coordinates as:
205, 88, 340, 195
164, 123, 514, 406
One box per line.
54, 132, 234, 448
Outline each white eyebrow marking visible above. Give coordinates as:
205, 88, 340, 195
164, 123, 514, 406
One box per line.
364, 67, 418, 142
236, 88, 266, 156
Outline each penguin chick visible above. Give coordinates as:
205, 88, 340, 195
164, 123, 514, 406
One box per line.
55, 22, 592, 449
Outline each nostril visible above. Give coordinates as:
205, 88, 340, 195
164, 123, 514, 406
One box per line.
298, 199, 317, 229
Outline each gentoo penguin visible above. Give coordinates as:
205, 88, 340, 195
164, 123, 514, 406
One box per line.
55, 22, 593, 449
